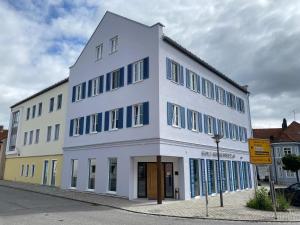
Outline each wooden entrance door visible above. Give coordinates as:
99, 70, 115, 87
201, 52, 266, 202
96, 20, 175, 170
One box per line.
147, 163, 164, 200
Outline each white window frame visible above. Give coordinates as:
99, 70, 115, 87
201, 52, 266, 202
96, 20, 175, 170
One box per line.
220, 120, 226, 138
91, 77, 100, 96
110, 36, 118, 53
73, 118, 80, 136
217, 87, 226, 104
35, 129, 40, 144
111, 69, 120, 90
171, 61, 180, 83
189, 72, 197, 92
75, 84, 82, 102
283, 147, 292, 156
191, 111, 198, 131
24, 132, 28, 146
207, 116, 213, 135
232, 125, 237, 141
172, 105, 180, 127
70, 159, 78, 188
47, 126, 52, 142
205, 80, 213, 99
96, 43, 103, 60
54, 124, 60, 140
228, 93, 236, 108
90, 114, 98, 133
110, 109, 118, 130
133, 60, 144, 83
286, 170, 296, 178
133, 104, 143, 127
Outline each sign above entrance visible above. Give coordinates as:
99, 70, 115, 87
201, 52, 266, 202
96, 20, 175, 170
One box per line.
201, 151, 235, 159
248, 138, 272, 165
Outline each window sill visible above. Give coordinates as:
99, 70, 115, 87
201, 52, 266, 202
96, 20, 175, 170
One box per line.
109, 128, 118, 132
73, 134, 80, 137
172, 124, 181, 129
170, 80, 180, 85
75, 99, 83, 103
89, 131, 98, 134
191, 129, 198, 133
95, 58, 102, 62
69, 187, 77, 190
107, 191, 117, 195
109, 50, 118, 55
133, 124, 143, 128
86, 189, 95, 192
132, 79, 144, 85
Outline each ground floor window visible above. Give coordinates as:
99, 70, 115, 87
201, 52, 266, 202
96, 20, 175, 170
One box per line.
43, 160, 49, 185
232, 161, 239, 190
207, 160, 216, 194
164, 163, 174, 198
88, 159, 96, 190
108, 158, 117, 192
51, 160, 57, 186
71, 159, 78, 188
190, 159, 200, 197
221, 161, 228, 191
138, 162, 147, 198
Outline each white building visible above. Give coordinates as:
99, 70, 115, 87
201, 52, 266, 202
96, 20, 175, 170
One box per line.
61, 12, 253, 200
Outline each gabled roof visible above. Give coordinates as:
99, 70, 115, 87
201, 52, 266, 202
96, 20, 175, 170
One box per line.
253, 121, 300, 143
11, 78, 69, 109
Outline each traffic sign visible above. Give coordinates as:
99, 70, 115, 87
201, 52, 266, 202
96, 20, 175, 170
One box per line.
248, 138, 272, 164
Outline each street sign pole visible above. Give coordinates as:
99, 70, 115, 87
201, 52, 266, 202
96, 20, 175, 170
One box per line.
205, 179, 209, 217
269, 165, 277, 220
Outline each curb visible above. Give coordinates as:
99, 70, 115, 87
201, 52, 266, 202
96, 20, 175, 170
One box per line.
0, 183, 299, 223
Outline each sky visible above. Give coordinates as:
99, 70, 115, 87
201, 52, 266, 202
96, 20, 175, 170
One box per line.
0, 0, 299, 129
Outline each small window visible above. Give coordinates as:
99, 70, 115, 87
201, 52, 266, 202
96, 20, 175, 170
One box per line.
71, 159, 78, 188
90, 114, 98, 133
216, 86, 226, 105
133, 60, 143, 83
91, 77, 100, 96
171, 61, 180, 83
133, 104, 143, 126
21, 165, 24, 176
88, 159, 96, 190
31, 165, 35, 177
204, 79, 214, 99
75, 84, 82, 101
110, 109, 119, 130
38, 102, 42, 116
26, 108, 30, 120
110, 36, 118, 53
47, 126, 52, 142
189, 72, 197, 92
35, 129, 40, 144
57, 94, 62, 110
74, 118, 80, 136
23, 132, 28, 145
220, 120, 226, 138
54, 124, 60, 140
207, 116, 214, 135
111, 69, 120, 90
283, 147, 292, 156
32, 105, 36, 118
191, 111, 198, 131
25, 164, 29, 177
49, 97, 54, 112
227, 92, 236, 108
96, 44, 103, 60
236, 97, 245, 113
172, 105, 180, 127
232, 125, 237, 140
29, 130, 33, 145
108, 158, 117, 192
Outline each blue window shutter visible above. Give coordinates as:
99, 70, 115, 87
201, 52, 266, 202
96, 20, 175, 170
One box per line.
143, 102, 149, 125
210, 83, 215, 99
187, 109, 192, 130
119, 67, 124, 87
216, 161, 220, 193
197, 75, 201, 93
228, 161, 233, 191
99, 76, 104, 93
215, 86, 219, 102
200, 159, 206, 196
225, 121, 229, 138
235, 125, 239, 140
240, 162, 244, 189
223, 89, 226, 105
81, 83, 86, 99
72, 86, 76, 102
204, 114, 208, 134
143, 57, 149, 79
118, 108, 123, 129
248, 163, 252, 188
190, 159, 195, 198
127, 64, 132, 85
88, 80, 92, 97
217, 119, 221, 135
104, 111, 109, 131
226, 92, 230, 106
79, 117, 84, 135
180, 106, 185, 128
167, 102, 173, 126
202, 78, 206, 96
106, 73, 111, 91
229, 123, 233, 139
244, 128, 247, 141
166, 58, 172, 80
69, 119, 74, 136
179, 66, 184, 86
97, 113, 102, 132
239, 127, 242, 141
85, 115, 90, 134
198, 112, 203, 132
207, 160, 212, 195
186, 69, 190, 89
212, 117, 217, 135
126, 106, 132, 128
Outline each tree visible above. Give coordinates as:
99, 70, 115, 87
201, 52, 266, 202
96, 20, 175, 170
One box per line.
281, 154, 300, 182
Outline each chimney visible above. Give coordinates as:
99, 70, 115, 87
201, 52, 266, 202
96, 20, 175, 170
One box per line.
282, 118, 288, 130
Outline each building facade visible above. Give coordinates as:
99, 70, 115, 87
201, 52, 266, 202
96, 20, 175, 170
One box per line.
61, 12, 253, 200
254, 120, 300, 185
0, 126, 8, 180
4, 78, 68, 187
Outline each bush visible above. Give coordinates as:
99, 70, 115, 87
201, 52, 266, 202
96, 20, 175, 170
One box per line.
276, 194, 290, 212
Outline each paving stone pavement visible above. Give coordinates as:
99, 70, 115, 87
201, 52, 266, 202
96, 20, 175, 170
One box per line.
0, 180, 299, 222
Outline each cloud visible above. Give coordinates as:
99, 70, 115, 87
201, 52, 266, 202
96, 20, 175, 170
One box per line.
0, 0, 299, 129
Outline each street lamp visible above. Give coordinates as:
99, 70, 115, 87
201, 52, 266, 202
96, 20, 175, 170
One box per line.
212, 133, 224, 207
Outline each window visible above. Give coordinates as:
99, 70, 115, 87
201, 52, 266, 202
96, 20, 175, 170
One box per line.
35, 129, 40, 144
38, 102, 42, 116
110, 36, 118, 53
207, 116, 214, 135
286, 170, 296, 178
75, 84, 82, 101
29, 130, 33, 145
23, 132, 28, 145
57, 94, 62, 110
216, 86, 226, 105
49, 97, 54, 112
51, 160, 57, 186
89, 114, 98, 133
47, 126, 52, 142
236, 97, 245, 113
203, 79, 214, 99
111, 69, 120, 90
43, 160, 49, 185
133, 60, 143, 83
32, 105, 36, 118
232, 125, 238, 140
283, 147, 292, 156
71, 159, 78, 188
191, 111, 198, 131
31, 165, 35, 177
26, 108, 30, 120
189, 71, 198, 92
9, 111, 20, 151
54, 124, 60, 140
88, 159, 96, 190
219, 120, 226, 138
171, 61, 180, 83
74, 118, 80, 136
25, 164, 29, 177
227, 92, 236, 108
96, 44, 103, 60
172, 105, 180, 127
91, 77, 100, 96
110, 109, 119, 130
133, 104, 143, 126
276, 147, 282, 157
21, 165, 24, 176
108, 158, 117, 192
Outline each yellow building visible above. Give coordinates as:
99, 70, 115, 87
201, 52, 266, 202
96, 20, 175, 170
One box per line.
4, 78, 68, 187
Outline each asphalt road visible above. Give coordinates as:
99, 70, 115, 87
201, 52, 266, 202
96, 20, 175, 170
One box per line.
0, 186, 294, 225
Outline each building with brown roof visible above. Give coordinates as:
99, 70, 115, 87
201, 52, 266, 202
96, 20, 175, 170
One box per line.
253, 119, 300, 185
0, 126, 8, 180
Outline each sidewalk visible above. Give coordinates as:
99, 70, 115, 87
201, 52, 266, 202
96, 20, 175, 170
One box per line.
0, 180, 299, 222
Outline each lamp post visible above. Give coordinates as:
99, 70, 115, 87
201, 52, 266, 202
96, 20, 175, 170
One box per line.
212, 134, 224, 207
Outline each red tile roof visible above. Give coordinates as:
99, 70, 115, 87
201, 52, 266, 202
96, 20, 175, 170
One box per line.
253, 121, 300, 143
0, 130, 8, 142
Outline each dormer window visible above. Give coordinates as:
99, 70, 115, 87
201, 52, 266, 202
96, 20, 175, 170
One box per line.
110, 36, 118, 53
